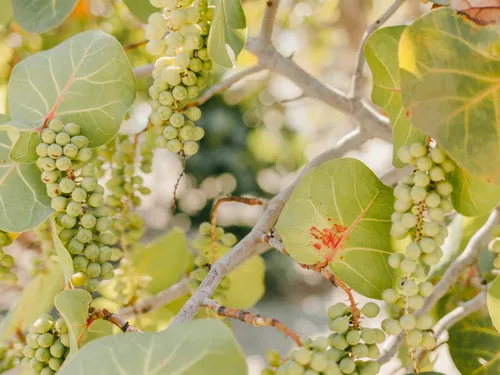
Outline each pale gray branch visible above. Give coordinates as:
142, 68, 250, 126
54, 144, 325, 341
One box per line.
133, 64, 154, 79
191, 65, 264, 106
245, 40, 392, 142
259, 0, 281, 43
119, 278, 190, 318
378, 208, 499, 365
433, 290, 487, 341
350, 0, 406, 98
409, 290, 487, 371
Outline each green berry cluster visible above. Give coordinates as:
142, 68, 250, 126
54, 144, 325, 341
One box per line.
0, 230, 16, 284
98, 134, 149, 246
263, 302, 385, 375
146, 0, 212, 156
381, 142, 454, 351
20, 314, 70, 375
139, 127, 157, 173
111, 258, 153, 306
37, 119, 116, 292
188, 222, 236, 298
0, 339, 23, 372
190, 221, 238, 254
488, 224, 500, 270
188, 254, 231, 299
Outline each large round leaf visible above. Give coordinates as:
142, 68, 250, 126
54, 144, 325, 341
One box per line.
399, 8, 500, 185
0, 129, 52, 232
12, 0, 78, 33
449, 311, 500, 375
487, 276, 500, 333
57, 319, 248, 375
364, 26, 426, 168
276, 158, 395, 299
450, 167, 500, 217
8, 30, 136, 147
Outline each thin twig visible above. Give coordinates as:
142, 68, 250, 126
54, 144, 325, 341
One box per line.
88, 307, 143, 333
211, 196, 264, 262
186, 66, 264, 108
202, 298, 302, 346
378, 209, 499, 365
119, 278, 190, 318
124, 39, 148, 51
245, 39, 392, 142
259, 0, 281, 43
320, 269, 361, 328
350, 0, 406, 98
172, 153, 187, 212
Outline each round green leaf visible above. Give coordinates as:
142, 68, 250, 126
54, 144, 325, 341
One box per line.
487, 276, 500, 333
450, 167, 500, 217
208, 0, 247, 68
399, 8, 500, 185
8, 30, 136, 147
57, 319, 248, 375
12, 0, 78, 33
365, 26, 426, 168
132, 228, 191, 294
276, 158, 395, 299
449, 311, 500, 375
54, 289, 92, 356
123, 0, 157, 23
0, 129, 52, 232
0, 261, 64, 341
51, 218, 75, 284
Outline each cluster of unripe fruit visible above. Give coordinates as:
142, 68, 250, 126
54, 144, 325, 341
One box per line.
97, 134, 150, 247
188, 222, 237, 298
0, 231, 16, 284
20, 314, 70, 375
262, 302, 385, 375
146, 0, 212, 156
382, 141, 454, 352
37, 120, 117, 292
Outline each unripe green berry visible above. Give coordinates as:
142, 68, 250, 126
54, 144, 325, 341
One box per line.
38, 332, 55, 348
381, 318, 402, 335
413, 171, 430, 187
328, 334, 348, 350
85, 277, 100, 292
346, 330, 361, 345
49, 119, 64, 133
360, 302, 380, 318
361, 328, 377, 345
70, 272, 88, 287
339, 357, 355, 374
382, 288, 399, 304
409, 143, 427, 158
329, 316, 350, 334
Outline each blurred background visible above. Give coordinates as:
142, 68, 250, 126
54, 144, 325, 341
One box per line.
0, 0, 463, 374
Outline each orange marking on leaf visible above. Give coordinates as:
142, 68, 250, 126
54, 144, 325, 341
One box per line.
405, 109, 411, 119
